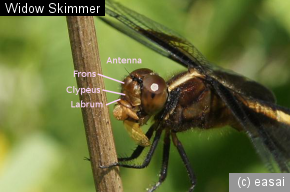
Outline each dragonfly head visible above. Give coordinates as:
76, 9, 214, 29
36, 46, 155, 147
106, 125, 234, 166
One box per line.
113, 68, 168, 146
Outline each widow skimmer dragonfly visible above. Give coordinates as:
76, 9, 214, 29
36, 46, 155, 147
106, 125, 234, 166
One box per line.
99, 0, 290, 191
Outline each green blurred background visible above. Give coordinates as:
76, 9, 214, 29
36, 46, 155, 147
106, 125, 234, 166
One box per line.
0, 0, 290, 192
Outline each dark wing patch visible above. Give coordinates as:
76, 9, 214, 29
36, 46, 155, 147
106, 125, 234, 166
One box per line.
242, 102, 290, 172
213, 79, 290, 172
210, 67, 276, 103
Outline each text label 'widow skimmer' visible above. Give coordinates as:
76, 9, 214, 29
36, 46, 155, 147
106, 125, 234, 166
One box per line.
98, 1, 290, 191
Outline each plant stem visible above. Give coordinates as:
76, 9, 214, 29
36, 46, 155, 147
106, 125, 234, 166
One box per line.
66, 16, 123, 192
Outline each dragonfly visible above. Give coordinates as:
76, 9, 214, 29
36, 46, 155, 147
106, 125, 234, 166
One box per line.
99, 0, 290, 191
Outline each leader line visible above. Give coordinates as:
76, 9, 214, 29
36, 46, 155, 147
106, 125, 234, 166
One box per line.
106, 99, 121, 106
98, 73, 124, 84
102, 89, 125, 96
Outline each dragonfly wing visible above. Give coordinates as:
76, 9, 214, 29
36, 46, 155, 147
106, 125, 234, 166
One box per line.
213, 79, 290, 172
103, 0, 210, 72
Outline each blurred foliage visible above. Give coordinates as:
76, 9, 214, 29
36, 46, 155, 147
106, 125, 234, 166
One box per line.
0, 0, 290, 192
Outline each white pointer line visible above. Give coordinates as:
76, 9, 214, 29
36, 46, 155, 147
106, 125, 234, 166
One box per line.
103, 89, 125, 95
106, 99, 121, 106
98, 73, 124, 84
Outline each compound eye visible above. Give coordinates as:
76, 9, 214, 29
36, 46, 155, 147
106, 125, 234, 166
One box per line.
141, 74, 168, 114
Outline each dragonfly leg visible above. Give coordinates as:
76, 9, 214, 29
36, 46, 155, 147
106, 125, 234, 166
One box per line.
172, 132, 196, 192
160, 88, 181, 119
118, 123, 156, 162
148, 129, 170, 192
100, 127, 162, 169
85, 123, 156, 163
